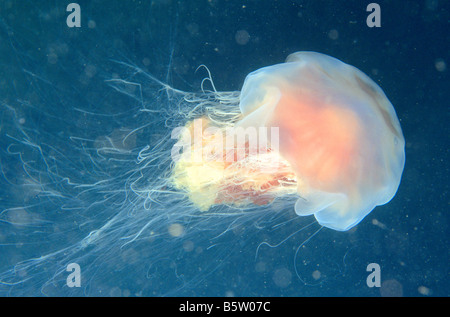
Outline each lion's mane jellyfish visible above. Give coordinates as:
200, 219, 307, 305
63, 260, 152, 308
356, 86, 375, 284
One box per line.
171, 52, 405, 231
0, 51, 405, 296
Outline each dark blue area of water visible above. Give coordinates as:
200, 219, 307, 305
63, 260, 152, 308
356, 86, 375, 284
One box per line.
0, 0, 448, 297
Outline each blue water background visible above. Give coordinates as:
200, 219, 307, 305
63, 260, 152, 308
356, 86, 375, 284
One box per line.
0, 0, 448, 296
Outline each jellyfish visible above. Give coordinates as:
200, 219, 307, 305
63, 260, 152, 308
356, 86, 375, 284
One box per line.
0, 51, 404, 296
171, 51, 405, 231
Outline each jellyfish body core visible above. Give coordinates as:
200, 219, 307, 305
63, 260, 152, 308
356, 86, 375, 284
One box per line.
171, 51, 405, 231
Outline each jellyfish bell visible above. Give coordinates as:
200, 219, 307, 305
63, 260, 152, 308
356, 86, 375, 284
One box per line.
171, 51, 405, 231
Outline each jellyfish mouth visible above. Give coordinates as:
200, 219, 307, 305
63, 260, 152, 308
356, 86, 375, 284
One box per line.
170, 116, 298, 211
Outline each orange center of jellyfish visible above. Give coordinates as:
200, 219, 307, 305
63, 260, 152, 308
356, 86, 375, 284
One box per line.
269, 92, 360, 193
